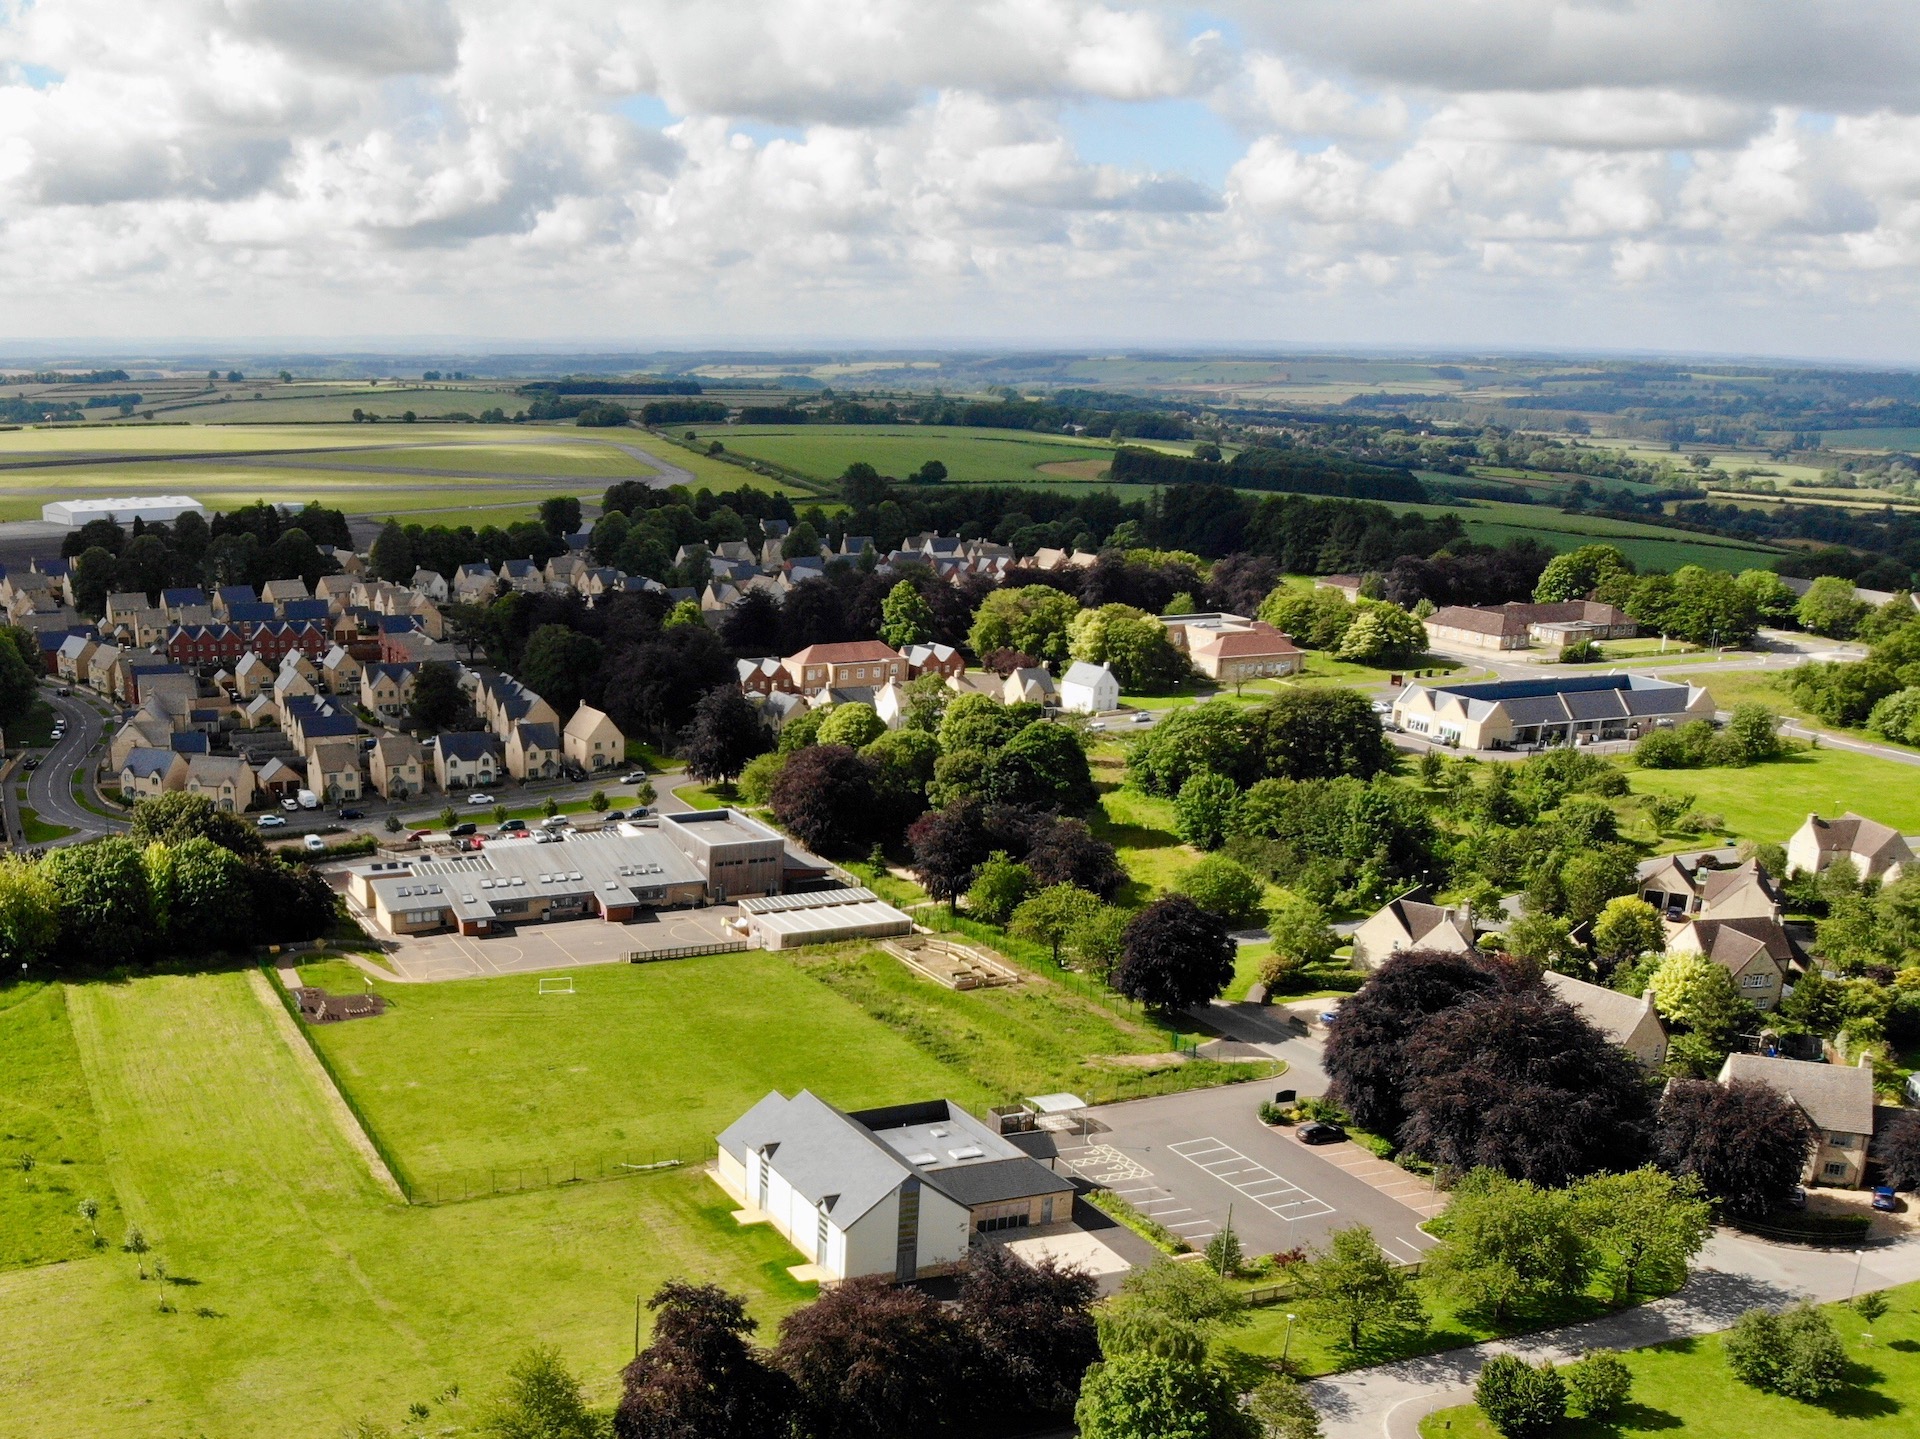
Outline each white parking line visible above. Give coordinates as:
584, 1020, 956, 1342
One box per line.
1167, 1137, 1336, 1221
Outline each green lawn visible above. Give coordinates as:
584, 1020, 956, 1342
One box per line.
783, 945, 1274, 1106
1092, 782, 1198, 902
1630, 746, 1920, 843
0, 984, 124, 1270
18, 806, 76, 843
694, 424, 1118, 485
11, 700, 57, 747
293, 952, 987, 1188
1420, 1280, 1920, 1438
0, 972, 811, 1438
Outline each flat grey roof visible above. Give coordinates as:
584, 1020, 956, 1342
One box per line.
660, 807, 784, 846
367, 829, 704, 922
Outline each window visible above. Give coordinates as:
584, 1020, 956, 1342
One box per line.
1743, 974, 1770, 988
1830, 1133, 1853, 1149
1824, 1161, 1848, 1178
895, 1178, 920, 1281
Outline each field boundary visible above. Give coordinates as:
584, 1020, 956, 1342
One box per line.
251, 967, 408, 1203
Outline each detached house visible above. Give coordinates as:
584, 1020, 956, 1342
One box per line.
1352, 897, 1475, 970
562, 704, 624, 773
368, 733, 426, 800
305, 738, 364, 803
1059, 661, 1119, 714
506, 721, 563, 781
781, 641, 906, 694
181, 755, 256, 813
1788, 812, 1914, 886
1542, 972, 1668, 1070
1717, 1053, 1877, 1188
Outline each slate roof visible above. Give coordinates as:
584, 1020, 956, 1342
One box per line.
1719, 1054, 1875, 1135
121, 747, 177, 779
1062, 661, 1114, 688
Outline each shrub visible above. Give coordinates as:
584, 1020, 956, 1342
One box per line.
1724, 1304, 1845, 1401
1474, 1355, 1567, 1438
1564, 1350, 1631, 1418
1175, 853, 1267, 928
1560, 639, 1601, 663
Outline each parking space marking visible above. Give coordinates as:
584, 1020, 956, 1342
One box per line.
1167, 1137, 1335, 1222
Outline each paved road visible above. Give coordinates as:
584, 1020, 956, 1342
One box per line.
14, 685, 122, 847
1309, 1228, 1920, 1439
610, 439, 698, 488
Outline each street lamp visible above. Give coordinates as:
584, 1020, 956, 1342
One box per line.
1282, 1313, 1297, 1363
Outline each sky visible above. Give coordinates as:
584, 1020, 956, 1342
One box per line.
3, 0, 1920, 361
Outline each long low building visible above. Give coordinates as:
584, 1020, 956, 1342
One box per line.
1391, 672, 1714, 750
1424, 600, 1636, 653
43, 494, 210, 527
347, 827, 710, 937
738, 888, 915, 949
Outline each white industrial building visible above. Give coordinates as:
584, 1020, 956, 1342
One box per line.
43, 495, 210, 527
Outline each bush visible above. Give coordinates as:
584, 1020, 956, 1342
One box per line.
1564, 1350, 1631, 1418
1474, 1355, 1566, 1438
1559, 639, 1601, 663
1174, 853, 1267, 928
1724, 1304, 1846, 1400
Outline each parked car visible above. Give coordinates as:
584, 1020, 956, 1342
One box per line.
540, 814, 570, 828
1783, 1185, 1809, 1210
631, 806, 650, 818
450, 822, 477, 837
533, 830, 561, 844
467, 793, 494, 806
1873, 1186, 1900, 1212
303, 834, 327, 852
459, 836, 485, 852
1297, 1121, 1347, 1146
339, 808, 364, 820
21, 757, 38, 771
56, 685, 70, 696
622, 771, 648, 784
603, 809, 625, 821
281, 797, 301, 812
257, 814, 287, 828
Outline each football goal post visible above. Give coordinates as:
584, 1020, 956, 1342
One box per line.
538, 976, 575, 996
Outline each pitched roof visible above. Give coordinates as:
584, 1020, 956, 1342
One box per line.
1807, 812, 1909, 862
1719, 1054, 1875, 1134
514, 721, 560, 750
564, 703, 619, 740
1541, 971, 1659, 1048
121, 747, 177, 779
787, 640, 902, 666
435, 730, 502, 762
1375, 898, 1473, 948
1062, 661, 1114, 687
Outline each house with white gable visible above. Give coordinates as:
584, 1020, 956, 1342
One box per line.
1059, 661, 1119, 714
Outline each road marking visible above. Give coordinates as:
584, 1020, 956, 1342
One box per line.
1167, 1137, 1335, 1221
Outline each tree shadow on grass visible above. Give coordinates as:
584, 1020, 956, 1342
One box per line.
1807, 1360, 1902, 1420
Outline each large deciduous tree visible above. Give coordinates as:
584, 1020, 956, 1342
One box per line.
681, 687, 771, 786
1114, 895, 1236, 1015
770, 744, 878, 855
1256, 687, 1396, 782
1074, 1353, 1256, 1439
908, 802, 989, 910
408, 659, 466, 733
1323, 950, 1501, 1135
1424, 1170, 1590, 1322
45, 836, 153, 968
615, 1282, 798, 1439
517, 623, 603, 720
1656, 1078, 1816, 1215
1397, 988, 1655, 1185
774, 1275, 970, 1439
1292, 1225, 1428, 1354
957, 1246, 1100, 1432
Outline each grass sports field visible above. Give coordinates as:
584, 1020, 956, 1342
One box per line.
1391, 499, 1784, 572
0, 971, 813, 1438
291, 953, 989, 1186
1420, 1281, 1920, 1439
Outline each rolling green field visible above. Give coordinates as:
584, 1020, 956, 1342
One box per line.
1821, 428, 1920, 450
154, 386, 530, 424
0, 971, 813, 1438
693, 423, 1123, 485
292, 953, 988, 1187
1392, 499, 1784, 572
1629, 746, 1920, 842
1420, 1281, 1920, 1439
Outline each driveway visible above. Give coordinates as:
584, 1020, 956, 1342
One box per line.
1058, 1085, 1438, 1264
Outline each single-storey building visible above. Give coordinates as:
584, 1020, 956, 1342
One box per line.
1423, 601, 1636, 653
1717, 1053, 1876, 1188
1391, 672, 1714, 751
737, 888, 915, 950
1159, 613, 1303, 682
715, 1092, 1075, 1283
348, 828, 708, 937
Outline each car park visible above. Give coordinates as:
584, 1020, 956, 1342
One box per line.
257, 814, 287, 828
467, 793, 494, 806
1297, 1121, 1347, 1146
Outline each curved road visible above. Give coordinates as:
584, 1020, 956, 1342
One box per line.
19, 685, 123, 846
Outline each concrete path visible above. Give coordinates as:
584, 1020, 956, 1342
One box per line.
1308, 1229, 1920, 1439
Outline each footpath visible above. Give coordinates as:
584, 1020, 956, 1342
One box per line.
1307, 1228, 1920, 1438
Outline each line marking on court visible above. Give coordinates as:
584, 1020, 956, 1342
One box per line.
1167, 1137, 1335, 1221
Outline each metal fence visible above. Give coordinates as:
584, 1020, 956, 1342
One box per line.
630, 939, 752, 963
